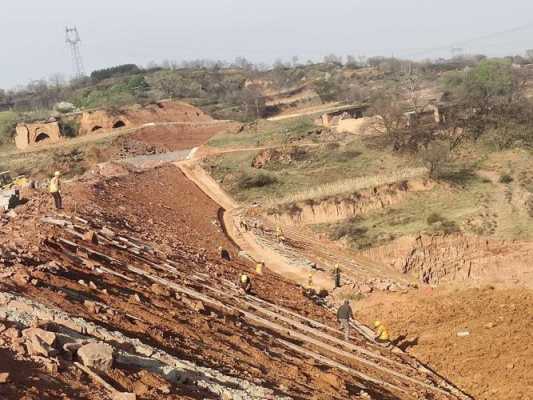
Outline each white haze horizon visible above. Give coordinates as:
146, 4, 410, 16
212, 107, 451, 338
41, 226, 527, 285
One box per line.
3, 0, 533, 88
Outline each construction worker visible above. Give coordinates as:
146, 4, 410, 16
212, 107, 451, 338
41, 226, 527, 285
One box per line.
373, 321, 390, 345
336, 300, 354, 341
239, 273, 252, 294
307, 272, 313, 287
276, 225, 285, 243
333, 264, 341, 288
218, 246, 231, 261
49, 171, 63, 210
255, 261, 264, 275
7, 189, 20, 210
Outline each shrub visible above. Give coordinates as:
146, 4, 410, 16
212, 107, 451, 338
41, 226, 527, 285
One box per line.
58, 119, 80, 138
499, 174, 514, 184
237, 173, 277, 190
427, 212, 460, 234
0, 111, 18, 145
329, 220, 367, 241
427, 213, 445, 225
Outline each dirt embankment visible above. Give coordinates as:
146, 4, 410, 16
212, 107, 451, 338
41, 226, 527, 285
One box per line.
357, 287, 533, 400
130, 122, 238, 152
267, 179, 433, 226
360, 233, 533, 287
79, 101, 214, 135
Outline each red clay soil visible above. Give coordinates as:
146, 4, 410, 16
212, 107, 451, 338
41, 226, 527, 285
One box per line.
357, 287, 533, 400
83, 165, 334, 316
130, 123, 238, 151
0, 170, 361, 399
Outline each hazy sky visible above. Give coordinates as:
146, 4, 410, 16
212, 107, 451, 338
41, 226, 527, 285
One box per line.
3, 0, 533, 88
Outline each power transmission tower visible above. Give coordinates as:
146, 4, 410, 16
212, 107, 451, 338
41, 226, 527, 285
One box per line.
65, 26, 86, 79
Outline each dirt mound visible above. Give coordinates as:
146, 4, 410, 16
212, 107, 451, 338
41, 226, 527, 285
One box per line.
130, 122, 237, 152
267, 179, 434, 226
79, 101, 214, 135
357, 287, 533, 400
251, 147, 308, 169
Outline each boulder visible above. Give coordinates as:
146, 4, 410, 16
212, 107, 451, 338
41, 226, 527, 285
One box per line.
23, 328, 57, 346
77, 342, 114, 371
4, 327, 21, 340
0, 372, 9, 384
26, 335, 57, 357
83, 230, 99, 244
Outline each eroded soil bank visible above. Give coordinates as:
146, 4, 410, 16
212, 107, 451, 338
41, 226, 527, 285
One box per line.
360, 233, 533, 287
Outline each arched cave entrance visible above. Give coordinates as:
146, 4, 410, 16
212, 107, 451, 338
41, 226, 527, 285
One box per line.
91, 126, 103, 132
35, 132, 50, 143
112, 120, 126, 129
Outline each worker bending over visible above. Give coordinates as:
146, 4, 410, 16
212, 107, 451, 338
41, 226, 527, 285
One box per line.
49, 171, 63, 210
374, 321, 390, 346
218, 246, 231, 261
336, 300, 354, 341
239, 273, 252, 294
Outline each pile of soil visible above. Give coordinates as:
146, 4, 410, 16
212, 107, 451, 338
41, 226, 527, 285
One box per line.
130, 123, 237, 152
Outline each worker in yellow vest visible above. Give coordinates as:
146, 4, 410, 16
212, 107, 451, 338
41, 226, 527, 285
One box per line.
49, 171, 63, 210
374, 320, 390, 345
239, 273, 252, 294
276, 225, 285, 243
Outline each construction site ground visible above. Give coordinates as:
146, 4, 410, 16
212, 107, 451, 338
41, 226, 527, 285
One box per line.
0, 113, 531, 400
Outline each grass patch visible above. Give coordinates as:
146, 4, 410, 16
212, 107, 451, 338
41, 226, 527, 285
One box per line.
206, 134, 418, 204
207, 117, 315, 148
267, 167, 427, 207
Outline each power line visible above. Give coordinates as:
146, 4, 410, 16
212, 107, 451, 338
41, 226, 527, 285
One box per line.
404, 21, 533, 58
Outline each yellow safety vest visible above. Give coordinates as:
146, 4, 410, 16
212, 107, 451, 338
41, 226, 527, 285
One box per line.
49, 177, 60, 193
376, 325, 390, 341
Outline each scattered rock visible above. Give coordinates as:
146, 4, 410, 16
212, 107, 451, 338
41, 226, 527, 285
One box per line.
150, 283, 171, 297
139, 370, 171, 394
84, 300, 101, 314
89, 281, 98, 290
12, 271, 30, 286
359, 285, 373, 294
4, 327, 21, 340
129, 294, 142, 303
111, 393, 136, 400
23, 328, 57, 346
133, 381, 150, 396
100, 227, 116, 239
0, 372, 10, 384
83, 230, 99, 244
26, 335, 57, 357
78, 342, 114, 371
